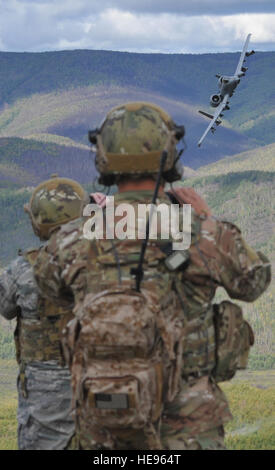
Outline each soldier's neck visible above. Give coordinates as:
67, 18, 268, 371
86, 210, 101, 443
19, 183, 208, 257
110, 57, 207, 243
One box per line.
118, 179, 165, 194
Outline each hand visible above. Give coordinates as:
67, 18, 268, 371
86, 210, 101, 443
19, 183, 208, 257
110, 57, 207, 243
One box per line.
170, 187, 212, 217
90, 192, 107, 208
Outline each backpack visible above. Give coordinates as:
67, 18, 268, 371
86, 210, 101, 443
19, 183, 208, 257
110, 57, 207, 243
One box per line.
61, 217, 185, 448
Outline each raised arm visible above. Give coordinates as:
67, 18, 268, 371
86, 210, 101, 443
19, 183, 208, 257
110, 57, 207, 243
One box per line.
34, 220, 84, 304
201, 218, 271, 302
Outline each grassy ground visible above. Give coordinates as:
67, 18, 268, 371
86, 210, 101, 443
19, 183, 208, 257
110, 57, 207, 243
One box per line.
0, 361, 274, 450
0, 396, 17, 450
222, 370, 275, 450
0, 359, 17, 449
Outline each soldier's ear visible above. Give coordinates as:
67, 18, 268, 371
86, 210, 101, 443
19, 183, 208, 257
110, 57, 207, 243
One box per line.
98, 174, 116, 186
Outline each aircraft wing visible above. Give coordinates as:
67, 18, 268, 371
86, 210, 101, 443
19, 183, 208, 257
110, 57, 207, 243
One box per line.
234, 33, 251, 77
198, 94, 229, 147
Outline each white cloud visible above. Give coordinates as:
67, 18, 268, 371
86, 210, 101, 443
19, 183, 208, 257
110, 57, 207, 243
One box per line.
0, 1, 274, 53
79, 10, 275, 53
222, 14, 275, 43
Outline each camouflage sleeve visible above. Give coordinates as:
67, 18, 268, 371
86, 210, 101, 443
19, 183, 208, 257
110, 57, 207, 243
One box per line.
0, 258, 21, 320
34, 222, 82, 303
33, 237, 64, 301
213, 220, 271, 302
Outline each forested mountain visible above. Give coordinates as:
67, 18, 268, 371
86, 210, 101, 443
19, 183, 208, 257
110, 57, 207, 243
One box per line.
0, 49, 274, 169
0, 49, 273, 142
197, 142, 275, 176
0, 137, 95, 186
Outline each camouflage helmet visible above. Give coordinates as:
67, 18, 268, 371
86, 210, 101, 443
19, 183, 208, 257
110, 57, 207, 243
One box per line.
89, 102, 185, 185
24, 175, 87, 240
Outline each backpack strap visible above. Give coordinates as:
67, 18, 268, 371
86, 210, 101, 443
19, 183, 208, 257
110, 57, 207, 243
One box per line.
165, 190, 180, 205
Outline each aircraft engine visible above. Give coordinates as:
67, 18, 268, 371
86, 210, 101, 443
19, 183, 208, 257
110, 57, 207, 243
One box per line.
210, 94, 222, 107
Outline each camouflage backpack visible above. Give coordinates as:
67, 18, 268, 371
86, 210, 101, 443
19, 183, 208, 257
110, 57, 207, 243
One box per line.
62, 208, 186, 448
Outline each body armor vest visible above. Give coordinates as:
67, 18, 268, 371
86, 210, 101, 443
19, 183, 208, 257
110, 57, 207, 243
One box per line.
14, 249, 73, 366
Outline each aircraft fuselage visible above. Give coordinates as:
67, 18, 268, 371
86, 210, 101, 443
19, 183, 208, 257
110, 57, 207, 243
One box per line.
210, 75, 241, 107
218, 75, 240, 97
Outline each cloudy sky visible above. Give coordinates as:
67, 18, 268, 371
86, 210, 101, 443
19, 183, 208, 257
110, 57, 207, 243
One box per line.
1, 0, 275, 54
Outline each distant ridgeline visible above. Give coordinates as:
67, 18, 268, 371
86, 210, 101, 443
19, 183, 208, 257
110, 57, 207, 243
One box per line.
0, 49, 274, 144
0, 50, 274, 169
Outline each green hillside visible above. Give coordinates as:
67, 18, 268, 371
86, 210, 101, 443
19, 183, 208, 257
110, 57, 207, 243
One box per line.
182, 171, 275, 253
0, 136, 96, 187
0, 84, 257, 168
0, 50, 273, 143
197, 143, 275, 176
24, 133, 90, 150
0, 50, 274, 168
0, 188, 37, 265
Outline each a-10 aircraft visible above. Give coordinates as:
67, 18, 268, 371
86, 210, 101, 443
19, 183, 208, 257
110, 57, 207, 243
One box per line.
198, 34, 255, 147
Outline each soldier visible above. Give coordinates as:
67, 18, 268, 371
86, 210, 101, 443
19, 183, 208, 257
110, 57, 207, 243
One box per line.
34, 102, 271, 450
0, 176, 87, 450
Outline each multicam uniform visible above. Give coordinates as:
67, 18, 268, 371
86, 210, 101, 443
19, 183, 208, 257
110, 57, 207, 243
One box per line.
0, 253, 75, 450
33, 189, 271, 450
